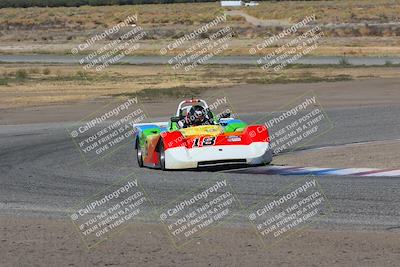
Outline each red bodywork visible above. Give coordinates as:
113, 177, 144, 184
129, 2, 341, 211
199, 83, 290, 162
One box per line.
143, 125, 269, 165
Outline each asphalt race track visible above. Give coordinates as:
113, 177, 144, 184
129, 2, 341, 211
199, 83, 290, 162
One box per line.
1, 105, 400, 231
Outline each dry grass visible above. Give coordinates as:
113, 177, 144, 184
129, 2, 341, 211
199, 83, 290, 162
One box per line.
1, 37, 400, 56
1, 1, 400, 56
0, 3, 222, 29
242, 0, 400, 24
0, 63, 398, 109
1, 1, 398, 29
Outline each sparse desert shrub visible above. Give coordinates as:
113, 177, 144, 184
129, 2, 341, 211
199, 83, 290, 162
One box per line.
43, 68, 51, 75
28, 68, 39, 74
15, 69, 28, 81
76, 70, 88, 79
0, 78, 8, 86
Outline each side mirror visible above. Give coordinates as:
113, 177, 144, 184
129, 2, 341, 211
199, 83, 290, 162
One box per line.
170, 116, 182, 123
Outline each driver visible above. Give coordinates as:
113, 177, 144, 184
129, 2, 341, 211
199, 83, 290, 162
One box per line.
178, 105, 213, 128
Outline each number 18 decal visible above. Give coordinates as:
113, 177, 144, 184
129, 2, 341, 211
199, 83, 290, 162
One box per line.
192, 136, 216, 147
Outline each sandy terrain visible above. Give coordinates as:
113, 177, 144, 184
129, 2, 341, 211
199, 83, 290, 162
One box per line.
1, 216, 400, 267
274, 140, 400, 169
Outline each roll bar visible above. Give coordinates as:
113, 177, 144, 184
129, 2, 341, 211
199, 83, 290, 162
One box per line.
176, 99, 209, 116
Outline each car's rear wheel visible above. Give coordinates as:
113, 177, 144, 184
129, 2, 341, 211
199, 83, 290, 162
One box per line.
159, 142, 166, 171
136, 140, 144, 167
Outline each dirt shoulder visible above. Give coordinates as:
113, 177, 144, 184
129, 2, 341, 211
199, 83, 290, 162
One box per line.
1, 77, 400, 124
274, 140, 400, 169
2, 63, 399, 110
217, 78, 400, 113
1, 216, 399, 266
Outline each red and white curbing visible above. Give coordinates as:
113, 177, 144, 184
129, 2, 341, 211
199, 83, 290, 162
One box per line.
228, 165, 400, 177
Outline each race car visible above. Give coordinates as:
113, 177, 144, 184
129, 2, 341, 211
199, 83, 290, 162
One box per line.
134, 99, 272, 170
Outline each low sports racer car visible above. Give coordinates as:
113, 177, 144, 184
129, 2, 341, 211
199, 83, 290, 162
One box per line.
134, 99, 272, 170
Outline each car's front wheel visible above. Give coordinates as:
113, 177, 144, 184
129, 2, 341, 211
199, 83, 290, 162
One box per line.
159, 141, 166, 171
136, 141, 144, 168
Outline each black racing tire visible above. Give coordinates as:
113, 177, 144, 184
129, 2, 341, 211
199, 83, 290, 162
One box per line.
159, 141, 166, 171
136, 140, 144, 168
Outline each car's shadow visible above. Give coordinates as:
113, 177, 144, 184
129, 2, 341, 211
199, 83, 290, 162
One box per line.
169, 163, 261, 172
